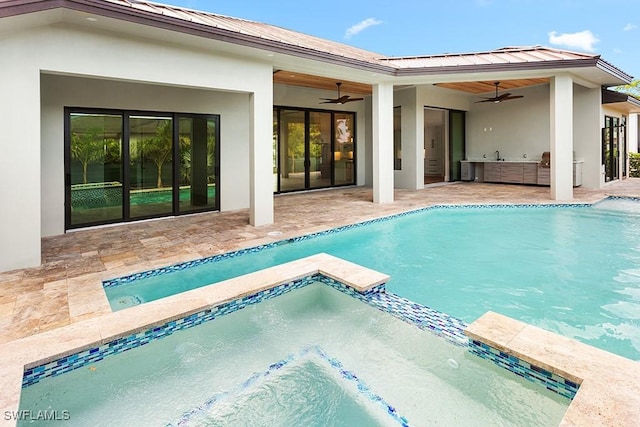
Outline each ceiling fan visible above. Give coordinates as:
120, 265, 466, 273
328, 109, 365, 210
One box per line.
320, 82, 364, 104
475, 82, 524, 103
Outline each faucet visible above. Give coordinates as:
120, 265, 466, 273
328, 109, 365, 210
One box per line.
495, 150, 501, 161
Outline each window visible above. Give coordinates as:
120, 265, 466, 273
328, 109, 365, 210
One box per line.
65, 109, 219, 229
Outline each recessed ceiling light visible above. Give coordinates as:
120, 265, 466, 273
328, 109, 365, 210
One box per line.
86, 17, 97, 22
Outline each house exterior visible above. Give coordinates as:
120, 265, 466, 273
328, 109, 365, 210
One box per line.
1, 0, 638, 273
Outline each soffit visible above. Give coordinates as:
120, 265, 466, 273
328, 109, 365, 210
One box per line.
273, 71, 373, 95
602, 89, 640, 113
436, 78, 549, 94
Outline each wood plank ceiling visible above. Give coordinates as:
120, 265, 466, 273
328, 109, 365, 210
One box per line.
273, 71, 548, 95
273, 70, 372, 94
436, 78, 549, 94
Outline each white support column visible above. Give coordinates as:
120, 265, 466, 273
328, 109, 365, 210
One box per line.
0, 64, 41, 272
629, 114, 638, 154
372, 82, 394, 203
248, 88, 274, 226
550, 75, 574, 200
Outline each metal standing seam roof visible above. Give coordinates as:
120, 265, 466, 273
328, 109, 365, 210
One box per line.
380, 46, 598, 68
101, 0, 388, 65
0, 0, 634, 82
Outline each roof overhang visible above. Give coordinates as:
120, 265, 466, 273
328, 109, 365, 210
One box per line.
0, 0, 398, 75
0, 1, 634, 88
602, 89, 640, 114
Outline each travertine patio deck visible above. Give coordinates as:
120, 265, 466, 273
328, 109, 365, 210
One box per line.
1, 180, 640, 343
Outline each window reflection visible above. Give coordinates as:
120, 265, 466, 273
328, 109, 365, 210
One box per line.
69, 113, 123, 226
129, 116, 174, 219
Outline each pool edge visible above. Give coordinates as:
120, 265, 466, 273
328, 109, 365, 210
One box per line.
465, 311, 640, 426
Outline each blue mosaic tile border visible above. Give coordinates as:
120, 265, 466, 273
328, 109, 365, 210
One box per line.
102, 202, 593, 288
24, 274, 580, 404
168, 344, 410, 427
23, 275, 319, 388
599, 195, 640, 203
468, 340, 579, 399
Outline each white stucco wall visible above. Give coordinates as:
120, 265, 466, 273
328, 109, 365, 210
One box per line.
1, 22, 274, 271
0, 32, 41, 271
573, 85, 602, 189
467, 84, 549, 161
393, 87, 420, 189
629, 114, 639, 153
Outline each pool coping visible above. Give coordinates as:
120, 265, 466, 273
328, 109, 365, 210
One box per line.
466, 312, 640, 426
0, 253, 389, 425
2, 253, 640, 426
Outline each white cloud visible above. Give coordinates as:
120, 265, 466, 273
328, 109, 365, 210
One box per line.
548, 30, 599, 52
345, 18, 382, 39
623, 23, 637, 31
614, 48, 623, 54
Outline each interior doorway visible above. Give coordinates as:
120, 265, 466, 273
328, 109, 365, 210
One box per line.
424, 108, 446, 184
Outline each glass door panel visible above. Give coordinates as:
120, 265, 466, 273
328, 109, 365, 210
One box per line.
68, 113, 123, 227
449, 110, 465, 181
178, 116, 218, 214
273, 110, 279, 192
309, 111, 332, 189
129, 115, 173, 218
334, 113, 355, 185
279, 110, 306, 192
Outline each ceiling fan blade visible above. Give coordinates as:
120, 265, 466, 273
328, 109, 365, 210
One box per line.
503, 95, 524, 101
475, 98, 497, 103
319, 82, 364, 104
495, 93, 512, 101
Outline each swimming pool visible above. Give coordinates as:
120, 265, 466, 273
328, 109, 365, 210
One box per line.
20, 281, 569, 426
105, 198, 640, 360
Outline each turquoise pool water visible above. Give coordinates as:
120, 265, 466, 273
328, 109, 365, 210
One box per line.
106, 200, 640, 360
21, 284, 568, 426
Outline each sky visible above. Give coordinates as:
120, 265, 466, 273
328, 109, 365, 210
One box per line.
163, 0, 640, 81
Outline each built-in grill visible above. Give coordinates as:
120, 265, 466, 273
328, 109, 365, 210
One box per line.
540, 151, 550, 168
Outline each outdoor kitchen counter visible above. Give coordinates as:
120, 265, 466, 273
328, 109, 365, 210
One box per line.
461, 159, 583, 186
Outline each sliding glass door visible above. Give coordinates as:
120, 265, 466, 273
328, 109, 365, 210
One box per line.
129, 115, 174, 219
278, 110, 306, 192
602, 116, 619, 183
67, 112, 124, 227
274, 107, 355, 193
334, 113, 355, 186
309, 111, 332, 189
65, 109, 219, 229
178, 116, 218, 214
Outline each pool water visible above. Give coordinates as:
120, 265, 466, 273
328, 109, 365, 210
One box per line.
106, 203, 640, 360
20, 284, 568, 426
